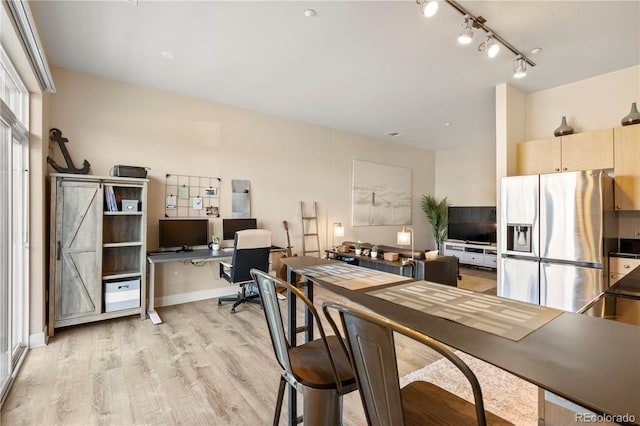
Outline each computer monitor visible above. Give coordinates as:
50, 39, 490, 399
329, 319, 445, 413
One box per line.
158, 219, 209, 251
222, 218, 257, 241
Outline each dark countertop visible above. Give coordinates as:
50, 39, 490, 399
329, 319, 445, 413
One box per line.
609, 252, 640, 259
282, 255, 640, 424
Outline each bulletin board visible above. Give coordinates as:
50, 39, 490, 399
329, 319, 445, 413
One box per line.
164, 174, 221, 218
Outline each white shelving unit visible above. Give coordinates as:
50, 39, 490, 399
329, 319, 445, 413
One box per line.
443, 240, 497, 269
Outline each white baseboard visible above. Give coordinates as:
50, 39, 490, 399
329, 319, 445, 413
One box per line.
155, 285, 240, 308
29, 332, 46, 348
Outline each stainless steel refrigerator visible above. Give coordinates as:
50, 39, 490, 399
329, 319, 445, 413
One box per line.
499, 170, 617, 312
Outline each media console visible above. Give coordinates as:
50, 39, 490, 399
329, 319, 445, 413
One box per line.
443, 240, 497, 269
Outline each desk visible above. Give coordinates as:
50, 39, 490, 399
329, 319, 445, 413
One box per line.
147, 246, 287, 324
282, 256, 640, 424
147, 249, 233, 324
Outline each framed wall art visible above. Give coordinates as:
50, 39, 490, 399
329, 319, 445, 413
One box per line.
352, 160, 411, 226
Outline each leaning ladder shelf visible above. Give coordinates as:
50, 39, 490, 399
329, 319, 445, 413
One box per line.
300, 201, 321, 257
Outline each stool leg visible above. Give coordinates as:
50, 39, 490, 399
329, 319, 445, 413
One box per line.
273, 376, 286, 426
301, 387, 341, 426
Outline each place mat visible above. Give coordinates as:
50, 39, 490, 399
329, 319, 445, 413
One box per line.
293, 263, 408, 290
368, 281, 563, 341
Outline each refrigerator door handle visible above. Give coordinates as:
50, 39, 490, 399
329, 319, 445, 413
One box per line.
502, 253, 539, 261
540, 258, 603, 269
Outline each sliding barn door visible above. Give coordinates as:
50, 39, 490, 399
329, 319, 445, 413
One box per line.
53, 180, 103, 322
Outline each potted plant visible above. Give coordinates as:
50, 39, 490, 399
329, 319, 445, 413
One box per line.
209, 235, 220, 251
421, 194, 449, 254
370, 245, 378, 259
354, 243, 362, 256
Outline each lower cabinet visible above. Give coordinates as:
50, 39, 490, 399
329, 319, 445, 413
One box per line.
609, 257, 640, 286
444, 241, 497, 269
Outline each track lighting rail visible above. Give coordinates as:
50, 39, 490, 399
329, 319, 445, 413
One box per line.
444, 0, 536, 67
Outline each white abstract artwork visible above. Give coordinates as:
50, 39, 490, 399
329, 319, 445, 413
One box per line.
352, 160, 411, 226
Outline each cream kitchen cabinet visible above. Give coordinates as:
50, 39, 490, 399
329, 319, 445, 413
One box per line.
517, 128, 613, 176
609, 256, 640, 286
48, 174, 148, 336
613, 124, 640, 211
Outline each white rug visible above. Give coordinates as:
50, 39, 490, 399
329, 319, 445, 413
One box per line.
400, 351, 538, 425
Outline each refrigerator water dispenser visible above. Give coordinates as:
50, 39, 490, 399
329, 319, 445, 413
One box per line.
507, 224, 532, 253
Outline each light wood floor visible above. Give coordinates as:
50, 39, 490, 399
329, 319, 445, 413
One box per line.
1, 266, 496, 426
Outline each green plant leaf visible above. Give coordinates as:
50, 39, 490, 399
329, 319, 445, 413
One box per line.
421, 194, 448, 250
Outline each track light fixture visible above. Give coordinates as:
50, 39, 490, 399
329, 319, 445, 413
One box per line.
479, 32, 500, 58
418, 0, 535, 77
457, 15, 474, 44
513, 56, 527, 78
418, 0, 439, 18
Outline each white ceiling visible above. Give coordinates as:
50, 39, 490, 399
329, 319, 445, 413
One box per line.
30, 1, 640, 150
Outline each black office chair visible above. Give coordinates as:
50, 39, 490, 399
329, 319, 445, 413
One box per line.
323, 301, 513, 426
218, 229, 272, 313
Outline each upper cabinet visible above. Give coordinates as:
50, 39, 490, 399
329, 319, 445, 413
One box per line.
517, 138, 561, 175
614, 125, 640, 211
560, 129, 614, 172
517, 129, 613, 176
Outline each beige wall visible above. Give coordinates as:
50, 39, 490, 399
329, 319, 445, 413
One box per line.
435, 142, 496, 206
47, 67, 436, 305
526, 65, 640, 140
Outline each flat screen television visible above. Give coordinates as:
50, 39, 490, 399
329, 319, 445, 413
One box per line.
447, 206, 496, 244
158, 219, 209, 251
223, 218, 257, 241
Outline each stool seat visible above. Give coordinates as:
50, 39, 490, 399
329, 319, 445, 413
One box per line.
289, 336, 357, 389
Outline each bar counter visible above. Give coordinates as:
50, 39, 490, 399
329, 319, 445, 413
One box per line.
283, 256, 640, 424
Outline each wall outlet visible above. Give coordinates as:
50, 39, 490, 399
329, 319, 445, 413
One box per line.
635, 229, 640, 238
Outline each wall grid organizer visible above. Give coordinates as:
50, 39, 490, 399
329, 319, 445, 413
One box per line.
164, 173, 221, 218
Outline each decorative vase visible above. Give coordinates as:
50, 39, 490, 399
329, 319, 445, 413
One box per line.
208, 242, 220, 251
355, 249, 362, 256
371, 252, 377, 259
621, 102, 640, 126
553, 116, 574, 137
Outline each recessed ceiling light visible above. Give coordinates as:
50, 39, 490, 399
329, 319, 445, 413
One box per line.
304, 9, 317, 18
444, 122, 451, 127
385, 131, 402, 137
160, 51, 176, 60
530, 47, 543, 55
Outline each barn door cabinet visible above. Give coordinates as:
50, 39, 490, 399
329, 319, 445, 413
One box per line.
48, 173, 148, 336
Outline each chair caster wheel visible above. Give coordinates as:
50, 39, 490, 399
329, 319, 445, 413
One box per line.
231, 308, 236, 314
218, 299, 222, 306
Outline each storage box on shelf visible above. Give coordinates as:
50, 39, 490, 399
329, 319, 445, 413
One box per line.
48, 173, 148, 336
443, 240, 497, 269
